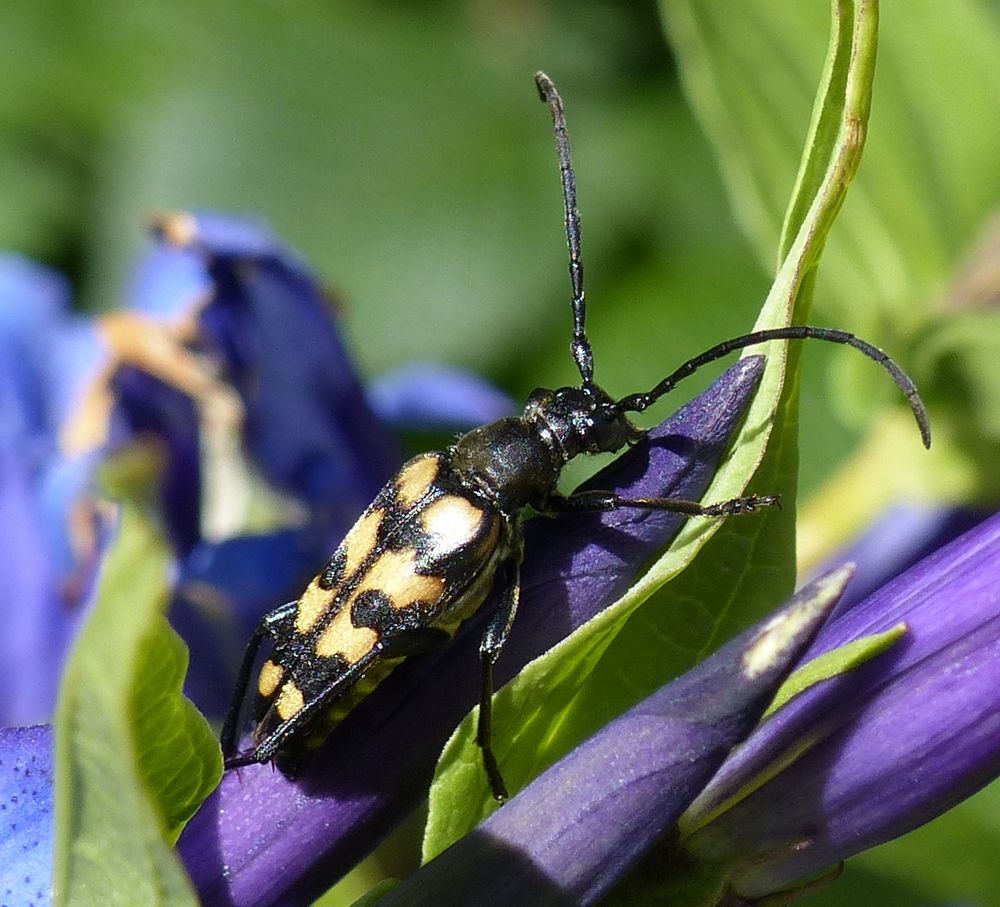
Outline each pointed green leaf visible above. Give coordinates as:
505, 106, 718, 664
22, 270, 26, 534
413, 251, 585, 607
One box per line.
660, 0, 1000, 332
764, 621, 906, 719
661, 0, 1000, 539
53, 506, 222, 906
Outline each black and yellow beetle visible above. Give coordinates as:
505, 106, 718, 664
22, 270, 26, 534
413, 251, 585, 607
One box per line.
221, 72, 931, 800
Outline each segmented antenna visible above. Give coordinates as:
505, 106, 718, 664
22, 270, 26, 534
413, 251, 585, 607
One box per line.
615, 325, 932, 449
535, 72, 594, 386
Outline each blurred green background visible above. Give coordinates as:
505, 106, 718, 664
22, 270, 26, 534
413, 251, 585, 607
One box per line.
0, 0, 772, 475
5, 1, 1000, 904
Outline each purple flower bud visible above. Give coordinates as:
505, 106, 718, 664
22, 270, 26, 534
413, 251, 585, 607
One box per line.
682, 511, 1000, 900
377, 566, 852, 907
368, 362, 518, 431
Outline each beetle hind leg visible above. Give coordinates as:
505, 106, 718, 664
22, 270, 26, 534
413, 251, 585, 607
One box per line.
220, 599, 299, 764
477, 544, 524, 802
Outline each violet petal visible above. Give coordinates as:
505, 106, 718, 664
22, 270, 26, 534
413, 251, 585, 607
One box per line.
684, 511, 1000, 899
0, 252, 72, 442
376, 566, 852, 907
368, 362, 518, 431
0, 726, 53, 907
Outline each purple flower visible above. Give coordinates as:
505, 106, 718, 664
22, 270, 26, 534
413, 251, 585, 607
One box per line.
681, 510, 1000, 900
0, 253, 109, 725
376, 565, 853, 907
178, 356, 767, 906
0, 726, 52, 907
806, 502, 989, 617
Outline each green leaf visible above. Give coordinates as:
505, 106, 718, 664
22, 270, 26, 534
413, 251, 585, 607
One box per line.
664, 0, 1000, 545
53, 506, 222, 907
349, 880, 400, 907
423, 0, 878, 859
764, 621, 906, 719
661, 0, 1000, 334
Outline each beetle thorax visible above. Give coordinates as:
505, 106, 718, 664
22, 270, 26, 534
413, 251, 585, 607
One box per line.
448, 383, 643, 514
524, 384, 643, 462
449, 417, 561, 514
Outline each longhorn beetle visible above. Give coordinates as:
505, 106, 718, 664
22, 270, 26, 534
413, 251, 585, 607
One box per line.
221, 72, 931, 801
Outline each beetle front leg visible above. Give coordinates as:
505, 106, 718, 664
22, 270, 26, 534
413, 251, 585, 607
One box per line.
478, 541, 524, 801
544, 488, 781, 518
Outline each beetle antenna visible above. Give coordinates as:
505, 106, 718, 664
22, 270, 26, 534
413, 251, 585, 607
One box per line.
535, 71, 594, 387
615, 325, 932, 449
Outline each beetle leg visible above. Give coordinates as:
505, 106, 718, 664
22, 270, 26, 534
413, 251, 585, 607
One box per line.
221, 599, 298, 761
478, 540, 525, 801
223, 655, 372, 770
544, 488, 781, 518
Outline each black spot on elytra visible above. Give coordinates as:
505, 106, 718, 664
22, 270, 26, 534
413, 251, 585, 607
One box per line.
351, 588, 432, 635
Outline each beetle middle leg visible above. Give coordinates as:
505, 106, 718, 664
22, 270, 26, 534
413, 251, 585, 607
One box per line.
545, 488, 781, 518
478, 541, 525, 801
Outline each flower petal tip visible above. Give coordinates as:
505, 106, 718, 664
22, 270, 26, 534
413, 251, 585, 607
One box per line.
742, 564, 854, 684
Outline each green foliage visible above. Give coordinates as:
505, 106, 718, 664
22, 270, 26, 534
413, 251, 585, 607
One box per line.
663, 0, 1000, 329
658, 1, 1000, 904
664, 0, 1000, 511
53, 507, 221, 906
764, 622, 906, 719
423, 0, 879, 857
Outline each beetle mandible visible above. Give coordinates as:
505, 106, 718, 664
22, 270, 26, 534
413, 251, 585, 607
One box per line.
221, 72, 931, 801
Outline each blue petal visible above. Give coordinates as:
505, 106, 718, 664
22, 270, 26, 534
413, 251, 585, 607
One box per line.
154, 210, 285, 259
43, 320, 108, 442
0, 252, 72, 445
0, 725, 53, 907
127, 244, 211, 320
0, 252, 71, 353
196, 237, 398, 509
1, 365, 100, 724
0, 409, 61, 724
368, 363, 518, 431
809, 503, 990, 616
